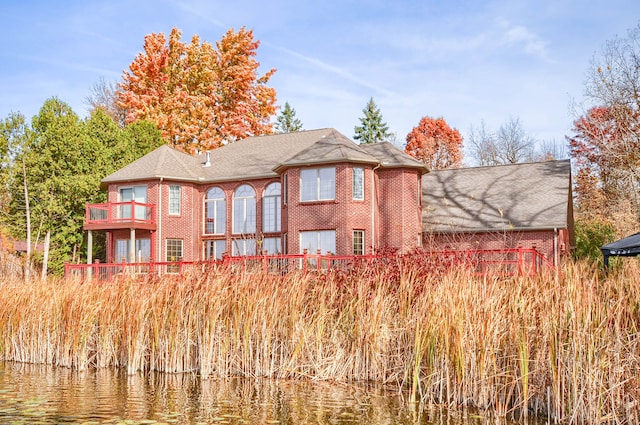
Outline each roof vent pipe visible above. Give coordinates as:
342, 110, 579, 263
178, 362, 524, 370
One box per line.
203, 151, 211, 167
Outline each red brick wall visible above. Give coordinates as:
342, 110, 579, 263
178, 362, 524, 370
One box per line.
285, 164, 374, 255
423, 229, 569, 266
103, 164, 426, 260
377, 169, 422, 253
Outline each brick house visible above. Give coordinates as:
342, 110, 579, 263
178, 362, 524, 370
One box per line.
83, 129, 574, 267
421, 160, 574, 267
84, 128, 427, 264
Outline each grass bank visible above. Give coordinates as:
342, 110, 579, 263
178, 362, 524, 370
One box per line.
0, 261, 638, 423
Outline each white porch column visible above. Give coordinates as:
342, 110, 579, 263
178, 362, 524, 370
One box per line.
129, 228, 136, 263
87, 230, 93, 281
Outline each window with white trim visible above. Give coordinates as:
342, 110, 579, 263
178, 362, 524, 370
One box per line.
352, 167, 364, 200
262, 182, 281, 233
233, 184, 256, 234
353, 230, 365, 255
166, 239, 183, 273
169, 185, 181, 215
204, 187, 226, 235
300, 167, 335, 202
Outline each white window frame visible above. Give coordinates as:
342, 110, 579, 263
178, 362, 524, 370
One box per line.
299, 230, 336, 255
166, 238, 184, 273
118, 185, 147, 220
300, 167, 336, 202
204, 187, 226, 235
262, 182, 281, 233
233, 184, 256, 234
353, 230, 365, 255
353, 167, 364, 200
168, 184, 181, 215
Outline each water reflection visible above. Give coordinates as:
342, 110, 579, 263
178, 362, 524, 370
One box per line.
0, 362, 532, 424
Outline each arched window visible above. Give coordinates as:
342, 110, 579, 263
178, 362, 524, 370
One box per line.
262, 182, 281, 233
233, 184, 256, 234
204, 187, 226, 234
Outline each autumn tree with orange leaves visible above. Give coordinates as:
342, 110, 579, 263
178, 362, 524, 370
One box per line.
404, 116, 463, 169
118, 27, 277, 154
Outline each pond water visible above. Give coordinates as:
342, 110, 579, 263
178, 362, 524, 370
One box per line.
0, 362, 539, 425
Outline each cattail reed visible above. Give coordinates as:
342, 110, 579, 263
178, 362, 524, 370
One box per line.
0, 260, 638, 423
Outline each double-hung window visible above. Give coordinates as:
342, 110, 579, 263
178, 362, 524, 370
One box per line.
300, 167, 335, 202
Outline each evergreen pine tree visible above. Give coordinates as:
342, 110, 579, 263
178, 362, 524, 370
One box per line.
274, 101, 303, 133
353, 97, 391, 144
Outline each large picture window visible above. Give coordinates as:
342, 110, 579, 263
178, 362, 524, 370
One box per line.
262, 182, 281, 233
300, 167, 335, 202
204, 187, 226, 234
300, 230, 336, 255
233, 184, 256, 234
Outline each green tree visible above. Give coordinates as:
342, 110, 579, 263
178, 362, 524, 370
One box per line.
354, 98, 391, 144
2, 99, 165, 277
274, 102, 303, 133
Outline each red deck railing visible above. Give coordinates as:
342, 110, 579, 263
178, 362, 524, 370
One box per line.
64, 248, 555, 281
84, 202, 156, 228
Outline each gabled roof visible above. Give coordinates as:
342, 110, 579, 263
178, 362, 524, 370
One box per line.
422, 159, 573, 232
101, 128, 427, 185
359, 142, 429, 173
102, 144, 202, 184
273, 129, 380, 172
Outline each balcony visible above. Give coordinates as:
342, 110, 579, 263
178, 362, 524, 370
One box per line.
84, 202, 156, 231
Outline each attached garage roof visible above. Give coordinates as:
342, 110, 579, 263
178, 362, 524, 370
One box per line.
422, 159, 573, 232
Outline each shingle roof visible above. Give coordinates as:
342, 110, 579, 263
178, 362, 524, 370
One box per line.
422, 160, 572, 232
102, 144, 202, 184
274, 129, 380, 171
359, 142, 429, 172
101, 128, 427, 185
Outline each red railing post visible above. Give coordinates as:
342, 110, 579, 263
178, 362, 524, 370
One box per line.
303, 249, 308, 273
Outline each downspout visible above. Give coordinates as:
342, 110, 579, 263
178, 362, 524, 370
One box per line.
553, 227, 558, 268
371, 164, 380, 254
158, 177, 163, 263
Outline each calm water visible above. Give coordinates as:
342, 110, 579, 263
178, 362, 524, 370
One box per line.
0, 362, 538, 425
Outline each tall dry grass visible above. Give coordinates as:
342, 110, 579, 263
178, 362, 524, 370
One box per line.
0, 260, 638, 423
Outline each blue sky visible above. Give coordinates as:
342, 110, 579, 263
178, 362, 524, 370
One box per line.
1, 1, 639, 161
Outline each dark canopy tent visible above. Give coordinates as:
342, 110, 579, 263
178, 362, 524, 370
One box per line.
601, 232, 640, 270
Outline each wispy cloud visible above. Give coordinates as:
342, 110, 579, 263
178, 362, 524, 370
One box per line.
269, 44, 394, 97
496, 18, 548, 59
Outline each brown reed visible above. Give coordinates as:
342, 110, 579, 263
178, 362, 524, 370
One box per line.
0, 260, 638, 423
